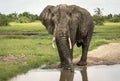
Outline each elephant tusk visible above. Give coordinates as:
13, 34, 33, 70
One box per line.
52, 37, 56, 48
68, 37, 72, 49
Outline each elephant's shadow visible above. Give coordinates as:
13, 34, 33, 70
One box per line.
59, 66, 88, 81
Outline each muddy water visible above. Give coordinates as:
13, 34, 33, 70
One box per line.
9, 64, 120, 81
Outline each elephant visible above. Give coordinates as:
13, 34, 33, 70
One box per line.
40, 4, 94, 70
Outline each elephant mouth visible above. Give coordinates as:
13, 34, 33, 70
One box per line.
52, 36, 72, 49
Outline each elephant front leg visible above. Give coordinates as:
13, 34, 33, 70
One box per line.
56, 39, 73, 70
58, 49, 73, 71
58, 52, 73, 70
77, 42, 89, 66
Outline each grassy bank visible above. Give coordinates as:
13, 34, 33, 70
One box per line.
0, 22, 120, 81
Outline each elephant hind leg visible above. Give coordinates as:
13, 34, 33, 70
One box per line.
77, 45, 88, 66
77, 39, 90, 66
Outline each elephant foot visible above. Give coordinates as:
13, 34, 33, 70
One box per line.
77, 61, 87, 66
63, 65, 74, 72
58, 63, 74, 72
58, 63, 62, 68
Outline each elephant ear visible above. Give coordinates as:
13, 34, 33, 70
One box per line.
40, 5, 55, 35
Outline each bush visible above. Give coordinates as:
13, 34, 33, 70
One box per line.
109, 17, 120, 22
18, 12, 39, 23
93, 8, 104, 25
17, 16, 31, 23
7, 13, 18, 22
93, 16, 104, 25
0, 13, 9, 26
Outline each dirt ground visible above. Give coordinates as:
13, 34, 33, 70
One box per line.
73, 43, 120, 66
49, 43, 120, 68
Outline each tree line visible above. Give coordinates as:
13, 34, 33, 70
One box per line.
0, 12, 39, 26
0, 8, 120, 26
93, 8, 120, 25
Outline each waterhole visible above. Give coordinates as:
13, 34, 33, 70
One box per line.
9, 64, 120, 81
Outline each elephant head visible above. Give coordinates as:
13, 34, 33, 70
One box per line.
40, 4, 94, 70
40, 4, 72, 48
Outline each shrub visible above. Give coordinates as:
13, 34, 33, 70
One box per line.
93, 16, 104, 25
0, 13, 9, 26
17, 16, 31, 23
109, 16, 120, 22
93, 8, 104, 25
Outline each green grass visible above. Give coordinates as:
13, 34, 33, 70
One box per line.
0, 21, 46, 32
93, 23, 120, 40
0, 21, 120, 81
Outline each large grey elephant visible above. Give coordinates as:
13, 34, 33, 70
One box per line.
40, 4, 94, 70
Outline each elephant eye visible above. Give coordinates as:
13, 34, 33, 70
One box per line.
68, 12, 72, 16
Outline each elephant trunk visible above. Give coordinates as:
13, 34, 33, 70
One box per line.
55, 36, 73, 68
52, 25, 73, 70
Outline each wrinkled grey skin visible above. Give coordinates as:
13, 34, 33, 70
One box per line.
40, 4, 94, 70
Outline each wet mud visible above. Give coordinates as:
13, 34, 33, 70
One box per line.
9, 64, 120, 81
0, 31, 39, 35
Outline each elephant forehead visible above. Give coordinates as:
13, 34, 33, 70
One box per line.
59, 4, 69, 10
53, 5, 70, 13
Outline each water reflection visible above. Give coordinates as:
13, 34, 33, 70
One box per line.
9, 65, 120, 81
60, 69, 74, 81
80, 66, 88, 81
59, 66, 88, 81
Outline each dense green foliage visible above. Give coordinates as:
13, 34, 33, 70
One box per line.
0, 13, 9, 26
93, 8, 120, 25
93, 15, 104, 25
104, 14, 120, 22
0, 12, 39, 26
17, 16, 31, 23
0, 22, 120, 81
93, 8, 104, 25
17, 12, 39, 23
93, 13, 120, 25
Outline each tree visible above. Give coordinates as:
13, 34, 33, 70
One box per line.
0, 12, 39, 24
8, 12, 18, 22
94, 8, 103, 17
93, 8, 104, 25
107, 14, 112, 19
109, 14, 120, 22
18, 16, 31, 23
18, 12, 39, 23
0, 13, 9, 26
